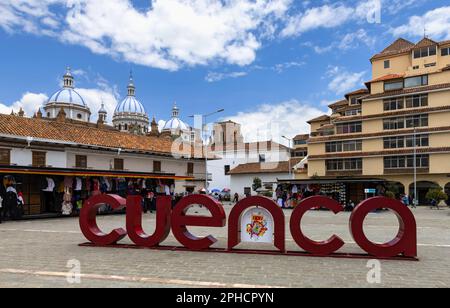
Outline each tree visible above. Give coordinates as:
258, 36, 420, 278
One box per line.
426, 188, 448, 203
252, 177, 262, 192
385, 191, 396, 199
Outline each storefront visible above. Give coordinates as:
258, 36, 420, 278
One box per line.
276, 178, 388, 208
0, 166, 192, 218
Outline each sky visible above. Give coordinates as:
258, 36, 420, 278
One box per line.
0, 0, 449, 145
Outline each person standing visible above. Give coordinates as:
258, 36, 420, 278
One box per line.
233, 193, 239, 204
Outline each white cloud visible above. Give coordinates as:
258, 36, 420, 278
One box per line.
76, 88, 118, 123
223, 100, 323, 144
281, 4, 354, 37
326, 66, 366, 95
0, 92, 48, 117
0, 0, 292, 70
391, 6, 450, 40
305, 29, 376, 54
205, 71, 248, 83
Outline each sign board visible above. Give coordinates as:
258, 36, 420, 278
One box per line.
240, 207, 274, 244
365, 188, 376, 194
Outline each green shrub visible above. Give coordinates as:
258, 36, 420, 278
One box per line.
385, 191, 396, 199
426, 188, 448, 202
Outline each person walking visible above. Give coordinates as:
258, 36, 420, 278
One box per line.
402, 194, 410, 207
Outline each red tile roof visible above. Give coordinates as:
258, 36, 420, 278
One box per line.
344, 88, 369, 99
369, 74, 405, 83
307, 115, 330, 124
328, 99, 348, 109
0, 113, 205, 158
228, 158, 303, 175
293, 134, 309, 141
371, 38, 415, 61
413, 38, 438, 49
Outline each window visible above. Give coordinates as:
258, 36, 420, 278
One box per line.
77, 114, 82, 120
405, 114, 428, 128
384, 97, 404, 111
345, 109, 360, 116
350, 97, 360, 105
114, 158, 124, 170
383, 115, 428, 130
259, 154, 266, 163
384, 80, 403, 91
293, 150, 308, 157
187, 162, 194, 175
384, 60, 390, 69
442, 47, 450, 56
326, 140, 362, 153
32, 151, 46, 167
326, 158, 362, 171
384, 155, 429, 169
0, 149, 10, 165
413, 65, 419, 70
383, 117, 405, 130
404, 75, 428, 88
224, 165, 231, 175
424, 63, 436, 68
153, 161, 161, 172
405, 94, 428, 108
336, 122, 362, 134
75, 155, 87, 169
414, 46, 437, 59
384, 135, 429, 149
294, 139, 307, 146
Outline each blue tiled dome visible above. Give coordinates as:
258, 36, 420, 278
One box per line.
114, 96, 146, 114
47, 88, 87, 107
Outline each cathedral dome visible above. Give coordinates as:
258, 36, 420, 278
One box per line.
47, 88, 87, 107
114, 96, 146, 114
163, 103, 190, 131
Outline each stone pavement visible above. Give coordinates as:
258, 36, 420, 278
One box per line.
0, 205, 449, 288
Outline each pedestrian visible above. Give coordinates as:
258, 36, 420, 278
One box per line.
401, 194, 410, 207
233, 193, 239, 203
5, 185, 19, 220
430, 198, 438, 210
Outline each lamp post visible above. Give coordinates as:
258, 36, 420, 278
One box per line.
190, 108, 225, 192
413, 127, 418, 207
282, 136, 293, 179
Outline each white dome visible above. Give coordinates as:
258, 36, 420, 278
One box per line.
163, 118, 189, 131
47, 88, 87, 107
114, 96, 146, 114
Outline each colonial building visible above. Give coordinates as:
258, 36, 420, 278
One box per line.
290, 37, 450, 204
0, 69, 210, 218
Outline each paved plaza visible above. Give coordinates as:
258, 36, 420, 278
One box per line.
0, 205, 449, 288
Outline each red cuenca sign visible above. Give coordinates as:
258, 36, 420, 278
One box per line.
79, 195, 417, 260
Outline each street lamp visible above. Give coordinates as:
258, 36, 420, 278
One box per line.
282, 135, 293, 179
190, 108, 225, 192
413, 127, 418, 207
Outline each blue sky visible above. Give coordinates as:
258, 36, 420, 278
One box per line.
0, 0, 449, 144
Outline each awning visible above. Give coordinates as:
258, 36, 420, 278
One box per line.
0, 165, 194, 181
277, 178, 387, 185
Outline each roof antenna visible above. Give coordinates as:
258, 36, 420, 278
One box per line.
424, 27, 427, 39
